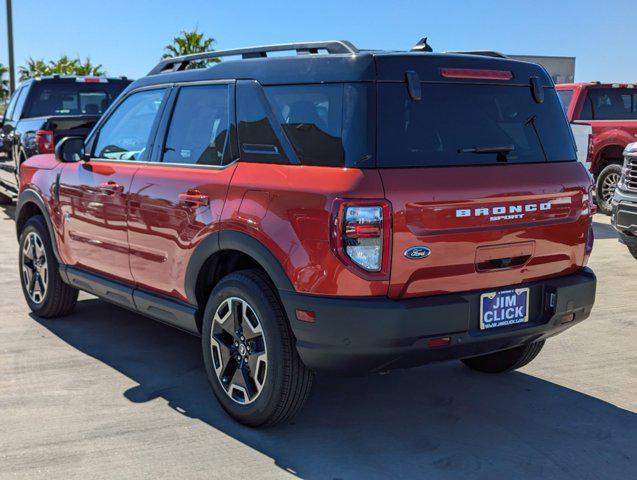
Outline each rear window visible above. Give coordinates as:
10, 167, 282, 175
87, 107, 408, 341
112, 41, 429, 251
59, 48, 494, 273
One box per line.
579, 88, 637, 120
24, 81, 128, 118
557, 89, 574, 114
378, 83, 576, 167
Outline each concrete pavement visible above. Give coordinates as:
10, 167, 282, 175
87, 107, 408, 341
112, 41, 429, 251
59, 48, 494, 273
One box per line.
0, 204, 635, 479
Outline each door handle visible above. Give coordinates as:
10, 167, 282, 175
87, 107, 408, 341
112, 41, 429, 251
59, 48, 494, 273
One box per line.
178, 190, 209, 208
98, 181, 124, 194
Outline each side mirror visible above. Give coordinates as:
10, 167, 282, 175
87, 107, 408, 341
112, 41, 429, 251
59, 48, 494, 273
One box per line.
55, 136, 86, 162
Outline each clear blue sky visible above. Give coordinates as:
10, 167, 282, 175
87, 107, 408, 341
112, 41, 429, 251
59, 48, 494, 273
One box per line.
1, 0, 635, 83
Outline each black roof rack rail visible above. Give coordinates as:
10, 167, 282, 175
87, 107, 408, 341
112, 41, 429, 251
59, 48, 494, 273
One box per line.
447, 50, 508, 59
148, 40, 359, 75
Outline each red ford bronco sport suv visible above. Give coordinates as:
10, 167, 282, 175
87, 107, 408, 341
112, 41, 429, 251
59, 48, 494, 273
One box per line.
16, 41, 597, 427
556, 82, 637, 215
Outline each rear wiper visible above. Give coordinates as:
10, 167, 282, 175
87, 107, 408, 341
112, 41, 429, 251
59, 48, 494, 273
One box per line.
458, 145, 515, 162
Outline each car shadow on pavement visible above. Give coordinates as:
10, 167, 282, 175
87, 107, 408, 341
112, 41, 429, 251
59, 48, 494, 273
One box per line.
593, 218, 619, 240
0, 203, 16, 221
33, 299, 635, 480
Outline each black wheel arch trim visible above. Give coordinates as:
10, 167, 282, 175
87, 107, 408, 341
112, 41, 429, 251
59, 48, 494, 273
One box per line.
184, 230, 295, 306
15, 189, 62, 263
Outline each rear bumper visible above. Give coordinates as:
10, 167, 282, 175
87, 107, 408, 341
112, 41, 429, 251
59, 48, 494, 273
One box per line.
611, 189, 637, 246
281, 268, 596, 374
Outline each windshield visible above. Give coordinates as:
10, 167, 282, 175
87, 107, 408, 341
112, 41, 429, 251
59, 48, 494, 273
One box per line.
24, 81, 128, 118
377, 83, 576, 167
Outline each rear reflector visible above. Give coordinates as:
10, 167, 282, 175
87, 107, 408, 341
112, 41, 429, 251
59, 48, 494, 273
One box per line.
427, 337, 451, 348
560, 313, 576, 324
295, 309, 316, 323
440, 68, 513, 80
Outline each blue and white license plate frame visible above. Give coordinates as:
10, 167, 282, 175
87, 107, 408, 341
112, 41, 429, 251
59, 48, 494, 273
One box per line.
479, 288, 530, 330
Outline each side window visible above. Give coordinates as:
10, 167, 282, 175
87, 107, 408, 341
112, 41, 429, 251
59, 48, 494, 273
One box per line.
93, 89, 166, 161
237, 81, 289, 164
3, 87, 22, 121
162, 84, 232, 166
579, 95, 593, 120
9, 86, 29, 121
556, 89, 573, 115
265, 84, 345, 166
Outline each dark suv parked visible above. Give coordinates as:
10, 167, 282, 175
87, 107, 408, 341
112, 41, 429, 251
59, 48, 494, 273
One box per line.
16, 41, 596, 426
0, 75, 130, 202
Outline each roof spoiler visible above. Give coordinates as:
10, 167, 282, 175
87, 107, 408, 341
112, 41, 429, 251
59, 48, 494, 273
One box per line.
148, 40, 359, 75
447, 50, 508, 59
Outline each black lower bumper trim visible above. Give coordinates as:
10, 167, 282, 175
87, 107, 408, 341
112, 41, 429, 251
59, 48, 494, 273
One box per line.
281, 269, 596, 374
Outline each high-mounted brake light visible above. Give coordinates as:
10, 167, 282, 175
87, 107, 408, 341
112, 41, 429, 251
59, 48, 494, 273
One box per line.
331, 200, 392, 278
35, 130, 55, 154
76, 77, 108, 83
440, 68, 513, 80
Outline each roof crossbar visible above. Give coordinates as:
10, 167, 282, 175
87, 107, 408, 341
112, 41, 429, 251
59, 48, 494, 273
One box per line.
148, 40, 359, 75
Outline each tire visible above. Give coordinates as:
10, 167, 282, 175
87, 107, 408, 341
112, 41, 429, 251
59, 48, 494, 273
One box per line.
201, 269, 313, 427
628, 244, 637, 260
596, 163, 622, 215
19, 216, 78, 317
461, 340, 545, 374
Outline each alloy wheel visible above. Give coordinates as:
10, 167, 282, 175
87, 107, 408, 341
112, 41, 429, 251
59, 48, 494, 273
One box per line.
21, 232, 48, 304
601, 172, 620, 204
209, 297, 268, 405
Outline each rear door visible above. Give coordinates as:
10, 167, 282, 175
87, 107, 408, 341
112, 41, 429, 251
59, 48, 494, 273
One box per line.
58, 87, 169, 282
127, 82, 238, 302
375, 59, 591, 299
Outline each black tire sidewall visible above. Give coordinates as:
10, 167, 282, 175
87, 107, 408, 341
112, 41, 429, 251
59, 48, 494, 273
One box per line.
596, 163, 622, 215
201, 272, 290, 426
19, 217, 59, 314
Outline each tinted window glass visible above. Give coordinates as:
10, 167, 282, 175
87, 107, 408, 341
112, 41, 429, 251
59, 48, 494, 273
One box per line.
579, 96, 593, 120
237, 81, 288, 164
265, 84, 344, 166
24, 81, 127, 117
587, 88, 637, 120
4, 87, 23, 121
557, 89, 573, 114
163, 85, 231, 166
12, 87, 30, 120
378, 83, 576, 167
94, 89, 165, 160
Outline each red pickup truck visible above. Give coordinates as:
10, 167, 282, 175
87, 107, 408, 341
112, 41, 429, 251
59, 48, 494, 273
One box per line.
556, 82, 637, 214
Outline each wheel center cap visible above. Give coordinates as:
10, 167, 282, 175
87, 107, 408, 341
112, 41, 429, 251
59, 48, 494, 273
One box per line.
238, 343, 247, 356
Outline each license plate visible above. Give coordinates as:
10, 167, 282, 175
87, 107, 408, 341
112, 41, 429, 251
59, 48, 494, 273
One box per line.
480, 288, 530, 330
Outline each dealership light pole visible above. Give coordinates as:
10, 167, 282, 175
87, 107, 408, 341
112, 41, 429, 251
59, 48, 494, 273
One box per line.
5, 0, 15, 93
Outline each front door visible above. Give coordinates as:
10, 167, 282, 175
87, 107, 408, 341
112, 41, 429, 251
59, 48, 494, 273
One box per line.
57, 87, 169, 282
128, 82, 237, 302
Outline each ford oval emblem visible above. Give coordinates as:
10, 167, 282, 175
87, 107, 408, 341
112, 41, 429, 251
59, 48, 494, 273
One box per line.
404, 246, 431, 259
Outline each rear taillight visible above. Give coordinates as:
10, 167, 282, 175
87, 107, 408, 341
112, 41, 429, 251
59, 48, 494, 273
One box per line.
586, 134, 594, 165
331, 200, 391, 278
35, 130, 55, 154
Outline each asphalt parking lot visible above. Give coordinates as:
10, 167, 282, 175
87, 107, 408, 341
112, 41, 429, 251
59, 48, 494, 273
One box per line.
0, 204, 635, 480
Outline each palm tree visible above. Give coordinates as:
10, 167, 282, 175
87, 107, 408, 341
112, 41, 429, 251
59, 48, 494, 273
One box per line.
0, 63, 9, 103
162, 29, 220, 69
18, 58, 51, 81
74, 57, 106, 76
18, 56, 107, 81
